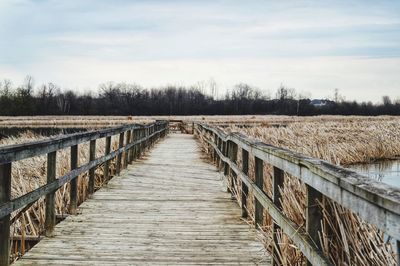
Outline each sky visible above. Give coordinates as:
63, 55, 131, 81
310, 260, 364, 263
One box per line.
0, 0, 400, 102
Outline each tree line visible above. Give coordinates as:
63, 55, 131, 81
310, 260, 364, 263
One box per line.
0, 76, 399, 116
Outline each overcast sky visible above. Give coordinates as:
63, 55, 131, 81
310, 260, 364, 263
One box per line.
1, 0, 399, 102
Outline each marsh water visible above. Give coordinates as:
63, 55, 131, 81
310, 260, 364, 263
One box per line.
348, 159, 400, 188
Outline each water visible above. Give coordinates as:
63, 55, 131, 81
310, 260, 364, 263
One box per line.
348, 159, 400, 188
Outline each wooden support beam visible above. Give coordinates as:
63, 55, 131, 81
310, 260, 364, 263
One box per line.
69, 145, 78, 214
0, 163, 11, 266
241, 149, 249, 218
223, 141, 229, 176
129, 130, 134, 163
104, 136, 111, 181
88, 139, 96, 195
132, 129, 138, 160
116, 132, 124, 175
306, 185, 323, 266
213, 133, 217, 163
272, 167, 284, 266
125, 130, 131, 167
254, 156, 264, 229
45, 151, 56, 237
229, 142, 238, 197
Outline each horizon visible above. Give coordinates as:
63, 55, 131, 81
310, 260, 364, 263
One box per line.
1, 1, 400, 102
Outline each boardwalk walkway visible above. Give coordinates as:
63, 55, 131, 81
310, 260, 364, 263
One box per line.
16, 134, 268, 265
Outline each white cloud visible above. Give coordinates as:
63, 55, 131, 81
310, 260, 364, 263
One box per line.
0, 0, 399, 101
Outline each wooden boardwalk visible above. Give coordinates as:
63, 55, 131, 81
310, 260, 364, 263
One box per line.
16, 134, 268, 265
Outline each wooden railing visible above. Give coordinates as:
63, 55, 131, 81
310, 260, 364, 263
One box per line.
0, 121, 168, 266
195, 123, 400, 266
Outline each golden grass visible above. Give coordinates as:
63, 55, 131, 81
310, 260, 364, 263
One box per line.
198, 117, 400, 265
1, 115, 398, 129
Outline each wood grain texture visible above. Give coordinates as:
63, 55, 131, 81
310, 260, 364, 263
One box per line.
15, 134, 269, 265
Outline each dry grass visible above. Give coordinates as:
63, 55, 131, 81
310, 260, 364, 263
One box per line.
198, 117, 400, 265
2, 115, 398, 129
225, 118, 400, 165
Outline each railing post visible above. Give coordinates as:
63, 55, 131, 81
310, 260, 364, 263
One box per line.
306, 185, 323, 266
88, 140, 96, 195
136, 128, 142, 158
217, 137, 222, 169
69, 145, 78, 214
241, 149, 249, 218
397, 240, 400, 266
125, 130, 131, 168
129, 129, 135, 163
213, 133, 218, 164
116, 132, 124, 175
223, 141, 229, 176
0, 162, 11, 266
254, 156, 263, 229
145, 127, 149, 150
141, 128, 145, 156
104, 136, 111, 181
139, 128, 143, 157
149, 126, 153, 146
229, 141, 238, 197
133, 129, 138, 160
272, 167, 284, 266
45, 151, 56, 237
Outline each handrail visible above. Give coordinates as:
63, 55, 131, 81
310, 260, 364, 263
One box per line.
195, 122, 400, 266
0, 120, 169, 266
0, 122, 162, 163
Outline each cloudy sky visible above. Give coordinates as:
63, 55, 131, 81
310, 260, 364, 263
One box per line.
0, 0, 399, 102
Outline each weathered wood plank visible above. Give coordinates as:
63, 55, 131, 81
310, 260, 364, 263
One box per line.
15, 134, 268, 265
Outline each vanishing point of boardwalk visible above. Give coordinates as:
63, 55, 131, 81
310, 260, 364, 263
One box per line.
15, 134, 269, 265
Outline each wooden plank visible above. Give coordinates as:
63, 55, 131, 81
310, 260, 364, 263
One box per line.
16, 134, 268, 265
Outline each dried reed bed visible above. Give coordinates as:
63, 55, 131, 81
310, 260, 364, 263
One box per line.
2, 115, 398, 129
228, 118, 400, 165
198, 117, 399, 265
0, 131, 120, 261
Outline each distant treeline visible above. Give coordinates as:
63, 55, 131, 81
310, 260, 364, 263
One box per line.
0, 76, 399, 116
